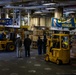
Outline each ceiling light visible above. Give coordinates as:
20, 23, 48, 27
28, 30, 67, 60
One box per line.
5, 4, 11, 7
65, 11, 75, 14
34, 11, 42, 14
46, 8, 56, 10
43, 3, 56, 6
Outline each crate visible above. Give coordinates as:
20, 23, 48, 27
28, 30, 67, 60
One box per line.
32, 35, 38, 41
32, 41, 37, 49
33, 30, 43, 36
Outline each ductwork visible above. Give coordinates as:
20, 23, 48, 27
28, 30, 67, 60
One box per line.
4, 5, 48, 10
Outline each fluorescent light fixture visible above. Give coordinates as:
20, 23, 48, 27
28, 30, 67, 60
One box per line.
65, 11, 75, 14
43, 3, 56, 6
46, 7, 56, 10
5, 4, 11, 7
63, 11, 75, 17
34, 11, 42, 14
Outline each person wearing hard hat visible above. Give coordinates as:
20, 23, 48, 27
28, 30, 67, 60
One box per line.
2, 31, 6, 40
62, 36, 68, 48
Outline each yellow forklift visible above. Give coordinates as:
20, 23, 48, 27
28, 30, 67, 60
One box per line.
0, 39, 15, 51
0, 30, 16, 51
45, 33, 70, 64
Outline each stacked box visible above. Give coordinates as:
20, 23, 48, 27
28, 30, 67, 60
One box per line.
33, 30, 43, 36
32, 41, 37, 49
32, 35, 38, 41
71, 40, 76, 58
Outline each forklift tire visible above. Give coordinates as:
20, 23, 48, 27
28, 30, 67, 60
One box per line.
45, 54, 49, 62
56, 59, 62, 65
6, 43, 15, 51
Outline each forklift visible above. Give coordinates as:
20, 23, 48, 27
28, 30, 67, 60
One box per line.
45, 33, 70, 64
0, 30, 16, 51
0, 39, 15, 51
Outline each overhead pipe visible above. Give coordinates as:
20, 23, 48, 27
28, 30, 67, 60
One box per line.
4, 5, 47, 10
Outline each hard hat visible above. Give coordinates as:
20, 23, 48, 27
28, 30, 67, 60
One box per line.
63, 42, 68, 46
17, 34, 21, 38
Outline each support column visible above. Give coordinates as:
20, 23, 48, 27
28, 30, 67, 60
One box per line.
53, 7, 63, 32
13, 9, 15, 25
0, 9, 1, 18
5, 9, 9, 18
38, 17, 40, 26
19, 10, 21, 26
54, 7, 63, 19
28, 11, 30, 25
45, 17, 46, 26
